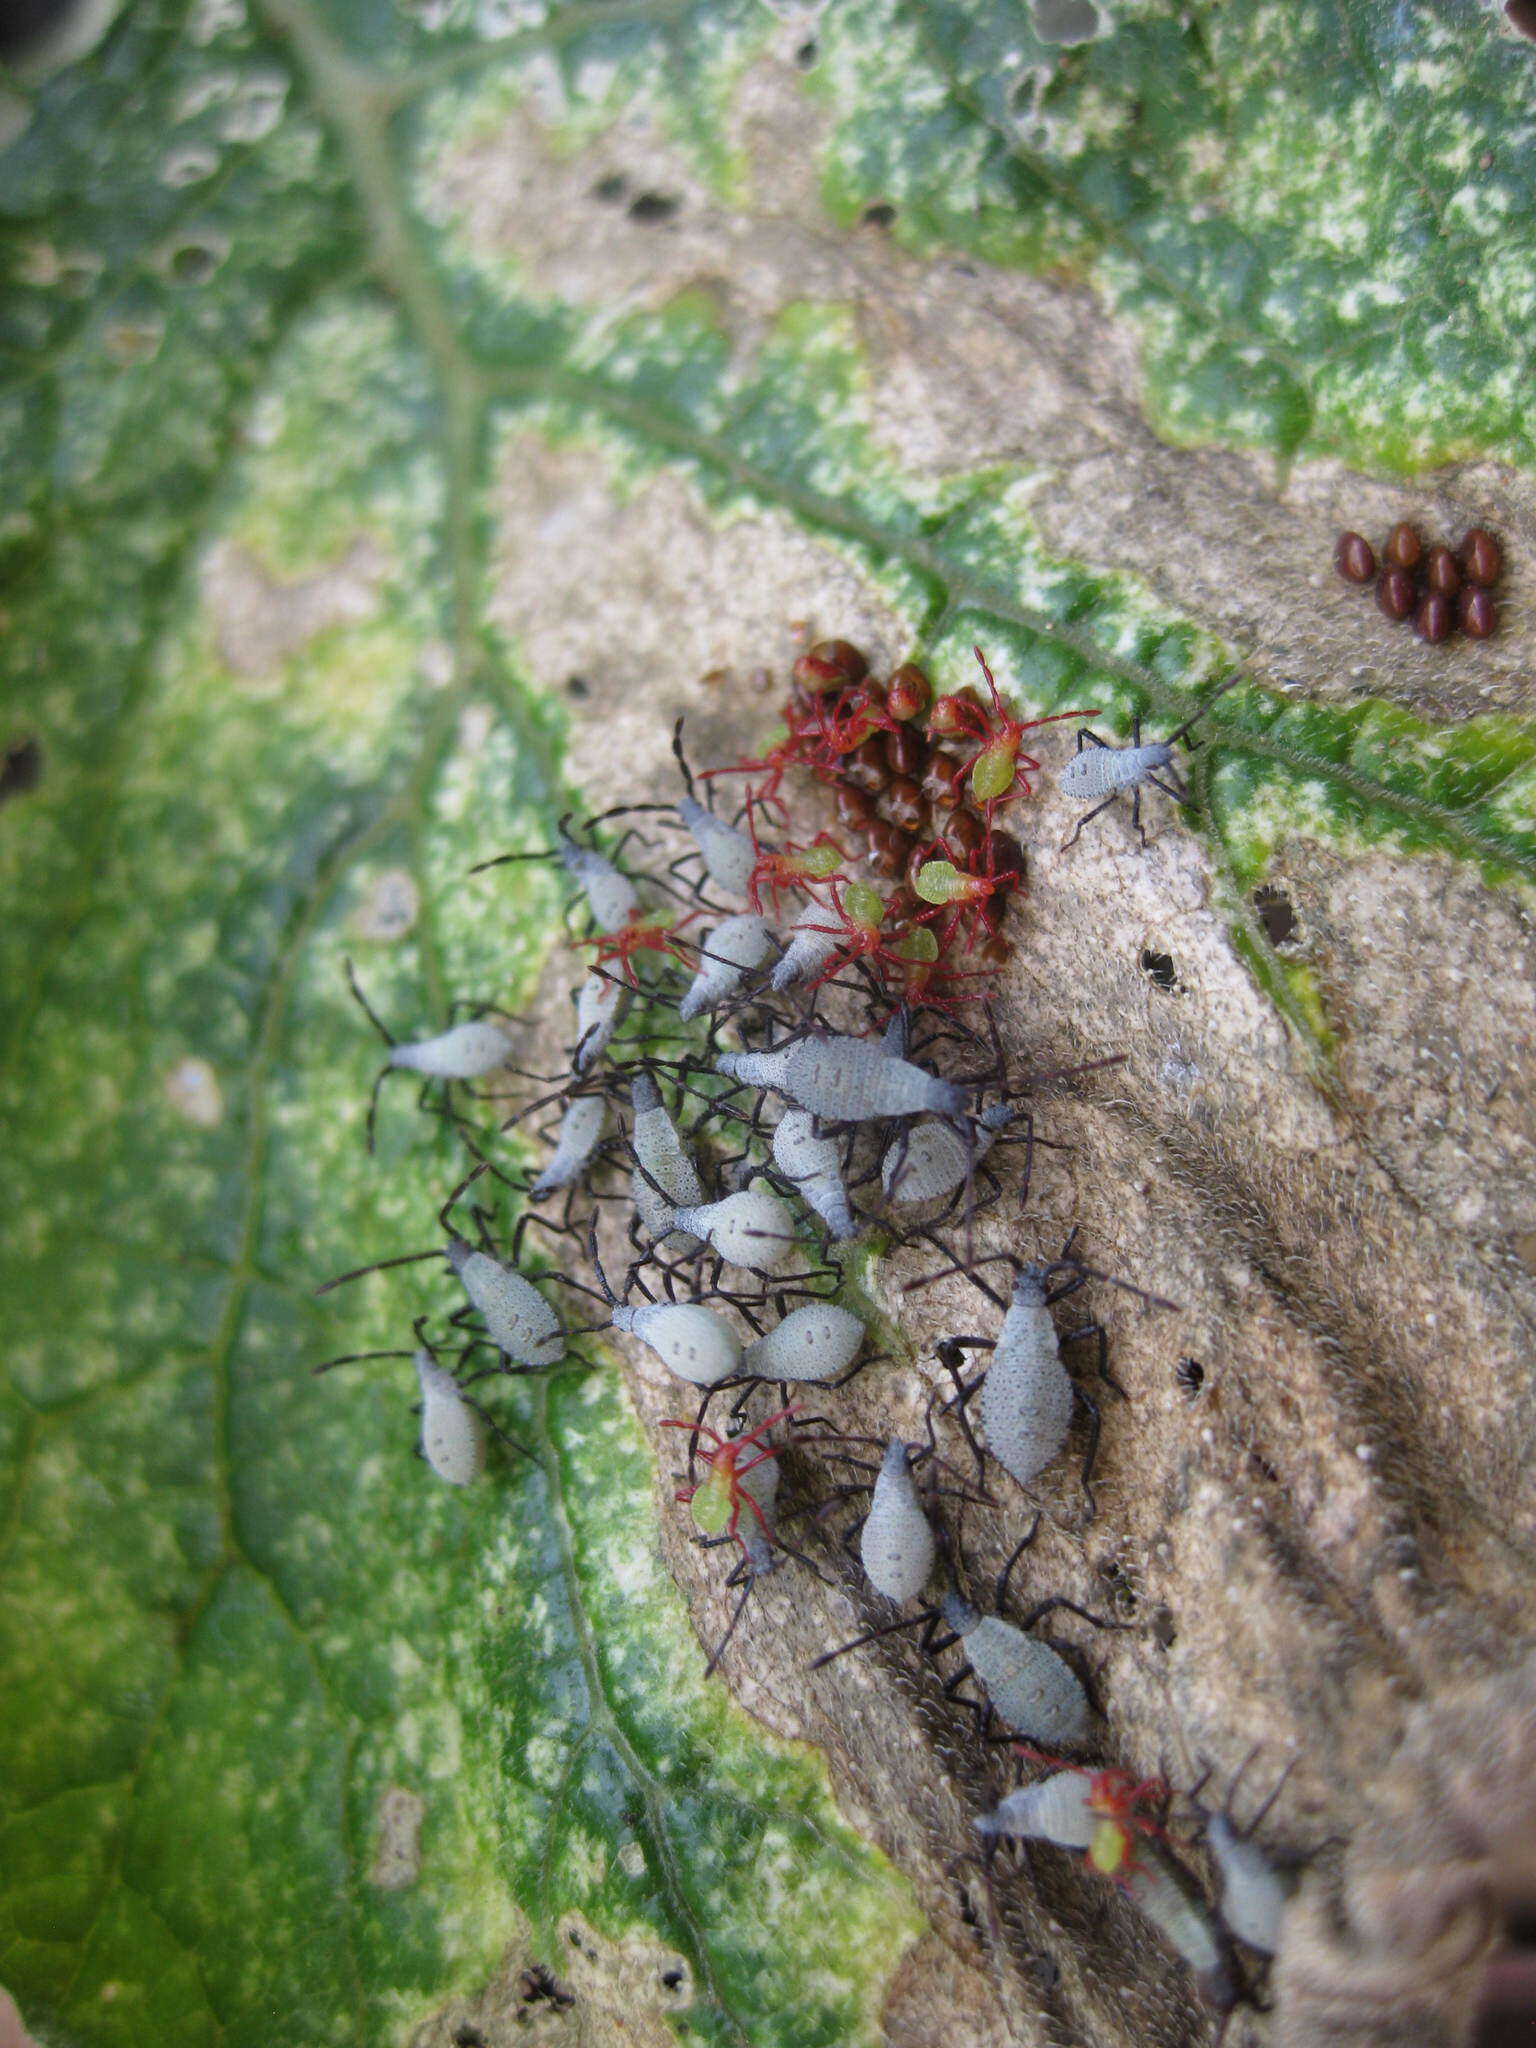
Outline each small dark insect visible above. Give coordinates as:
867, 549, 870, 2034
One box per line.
1383, 521, 1423, 571
1416, 592, 1454, 644
1252, 885, 1297, 947
1333, 532, 1375, 584
1424, 546, 1461, 599
1177, 1357, 1205, 1398
860, 202, 897, 228
1140, 949, 1178, 991
519, 1963, 575, 2008
1461, 527, 1502, 587
1376, 567, 1416, 622
1460, 588, 1498, 640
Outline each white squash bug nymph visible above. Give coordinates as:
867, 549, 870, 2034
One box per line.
344, 959, 515, 1151
573, 970, 629, 1072
649, 1185, 800, 1277
313, 1319, 530, 1479
738, 1301, 865, 1386
629, 1073, 705, 1249
470, 816, 643, 934
447, 1238, 565, 1371
860, 1441, 936, 1604
530, 1091, 610, 1199
590, 1230, 743, 1387
717, 1031, 966, 1123
1196, 1752, 1296, 1957
939, 1588, 1092, 1751
414, 1347, 488, 1486
769, 902, 843, 992
1057, 678, 1238, 850
676, 914, 776, 1021
770, 1109, 857, 1241
974, 1770, 1098, 1849
919, 1231, 1174, 1519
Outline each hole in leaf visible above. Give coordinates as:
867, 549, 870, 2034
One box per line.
627, 192, 679, 224
169, 242, 221, 285
1140, 947, 1178, 990
660, 1967, 684, 1991
0, 735, 43, 805
860, 202, 897, 228
1176, 1357, 1204, 1398
591, 172, 627, 204
1253, 884, 1298, 946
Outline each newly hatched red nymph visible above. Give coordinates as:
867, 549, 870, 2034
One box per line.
928, 646, 1097, 810
661, 1403, 801, 1554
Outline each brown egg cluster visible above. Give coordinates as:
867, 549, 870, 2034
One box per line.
1334, 522, 1501, 644
786, 639, 1026, 970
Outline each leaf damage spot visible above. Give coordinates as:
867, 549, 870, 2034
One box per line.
369, 1785, 426, 1889
201, 535, 387, 679
352, 867, 420, 942
163, 1056, 224, 1128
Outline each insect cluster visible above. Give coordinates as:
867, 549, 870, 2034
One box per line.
318, 640, 1295, 2026
1334, 521, 1501, 644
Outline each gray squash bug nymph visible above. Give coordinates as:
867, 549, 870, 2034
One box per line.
1057, 678, 1238, 850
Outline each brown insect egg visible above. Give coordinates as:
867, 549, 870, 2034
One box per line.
835, 781, 877, 830
1459, 587, 1498, 640
883, 723, 926, 779
987, 831, 1027, 885
865, 820, 914, 878
944, 806, 986, 857
843, 736, 889, 795
1424, 546, 1461, 598
1334, 532, 1376, 583
879, 775, 928, 835
1383, 521, 1424, 571
1377, 567, 1417, 622
792, 639, 869, 693
920, 758, 962, 812
886, 663, 931, 721
1460, 527, 1501, 587
1415, 592, 1454, 644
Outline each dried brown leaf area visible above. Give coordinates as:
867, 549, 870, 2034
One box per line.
454, 81, 1536, 2048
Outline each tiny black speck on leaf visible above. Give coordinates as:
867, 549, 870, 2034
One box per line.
628, 192, 680, 224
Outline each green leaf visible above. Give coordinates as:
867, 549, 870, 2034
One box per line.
4, 0, 1534, 2042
